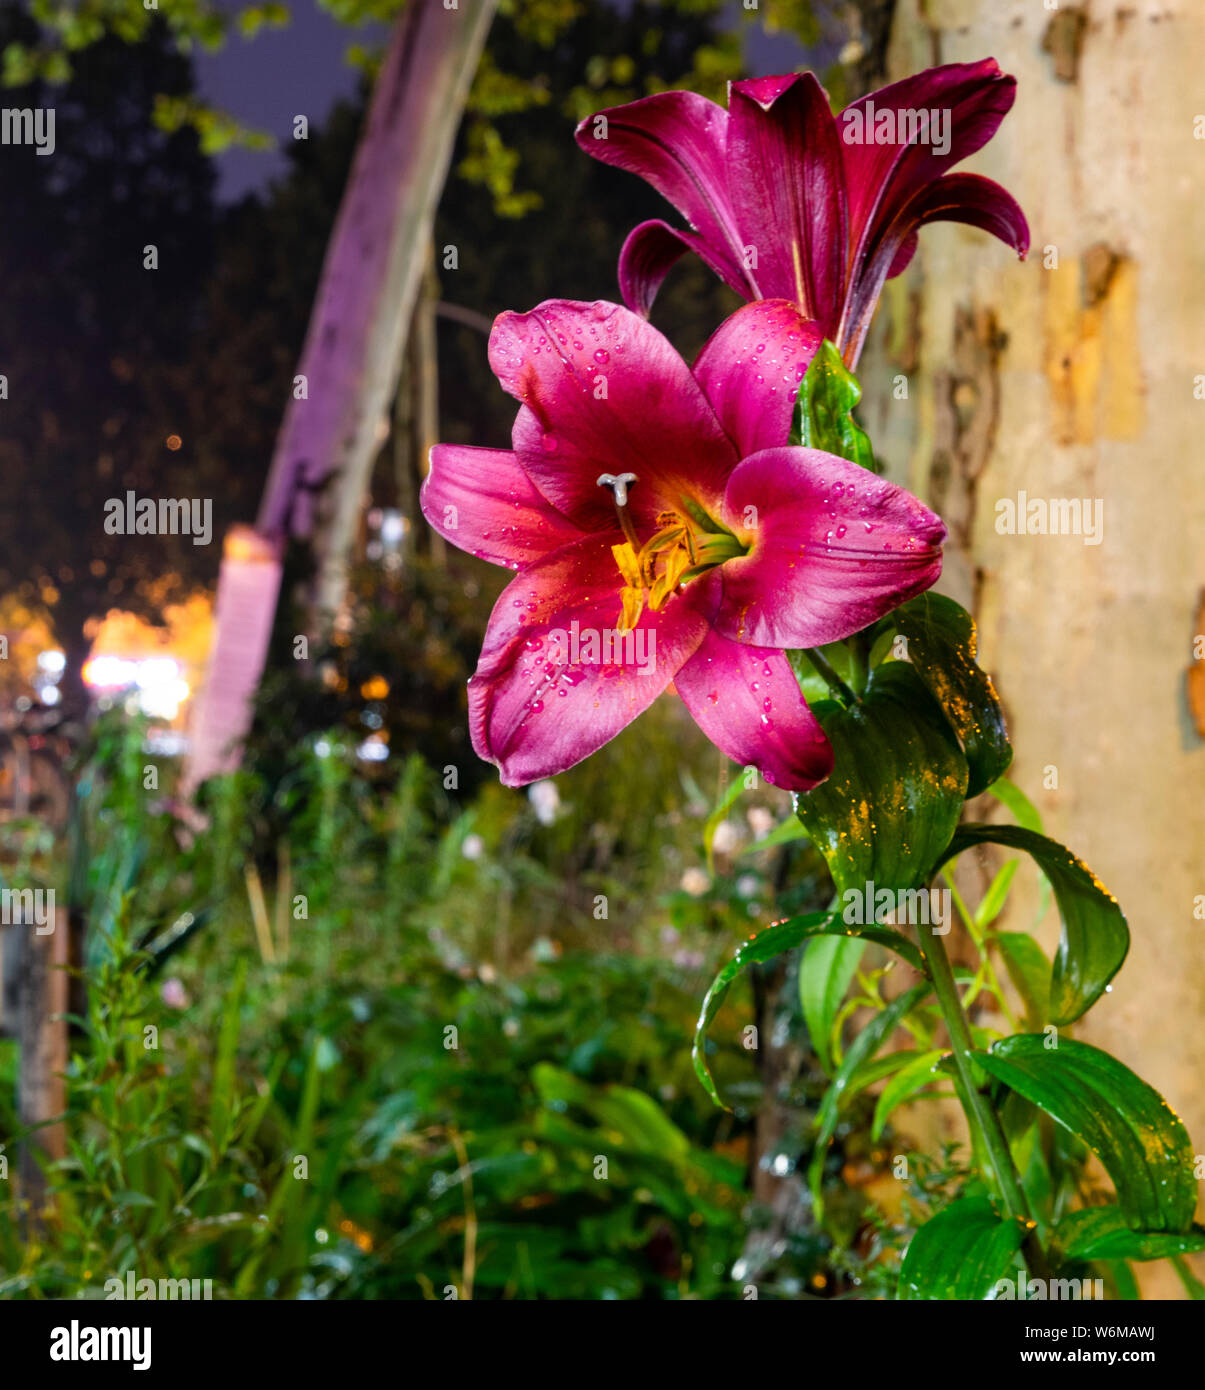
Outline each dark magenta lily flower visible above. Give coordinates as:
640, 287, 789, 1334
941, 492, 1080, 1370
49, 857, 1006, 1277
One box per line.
421, 298, 946, 791
575, 59, 1029, 365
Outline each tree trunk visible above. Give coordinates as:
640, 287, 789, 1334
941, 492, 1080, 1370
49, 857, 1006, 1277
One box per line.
182, 0, 496, 792
260, 0, 496, 600
16, 907, 68, 1230
393, 249, 443, 561
864, 0, 1205, 1295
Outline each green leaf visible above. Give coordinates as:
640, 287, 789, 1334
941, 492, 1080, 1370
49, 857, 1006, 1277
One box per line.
1173, 1256, 1205, 1299
839, 1049, 927, 1107
872, 1049, 946, 1140
533, 1064, 691, 1160
1055, 1206, 1205, 1263
692, 911, 825, 1108
739, 814, 809, 855
993, 931, 1051, 1028
1106, 1260, 1142, 1300
980, 779, 1054, 927
110, 1190, 156, 1209
976, 1036, 1197, 1232
889, 593, 1012, 797
703, 773, 747, 873
208, 961, 245, 1152
899, 1195, 1027, 1299
808, 982, 931, 1210
795, 662, 968, 896
789, 339, 879, 472
937, 825, 1128, 1024
974, 859, 1018, 930
799, 934, 864, 1075
693, 912, 925, 1107
987, 777, 1043, 833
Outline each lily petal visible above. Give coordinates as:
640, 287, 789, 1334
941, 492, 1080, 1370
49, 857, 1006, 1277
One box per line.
716, 447, 946, 648
728, 72, 847, 327
469, 537, 717, 785
617, 218, 724, 318
842, 170, 1030, 364
692, 299, 822, 457
903, 170, 1030, 253
574, 91, 754, 300
490, 299, 738, 531
836, 60, 1019, 362
840, 59, 1017, 251
674, 631, 834, 791
420, 445, 584, 568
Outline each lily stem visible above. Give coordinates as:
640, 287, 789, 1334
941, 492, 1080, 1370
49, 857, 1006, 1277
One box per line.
916, 919, 1050, 1279
802, 647, 858, 706
847, 631, 871, 697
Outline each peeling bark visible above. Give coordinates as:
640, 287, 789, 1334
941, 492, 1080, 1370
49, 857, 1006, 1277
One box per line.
882, 0, 1205, 1295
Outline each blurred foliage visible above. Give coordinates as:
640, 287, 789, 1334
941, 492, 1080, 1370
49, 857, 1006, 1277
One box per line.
0, 706, 952, 1299
3, 0, 836, 202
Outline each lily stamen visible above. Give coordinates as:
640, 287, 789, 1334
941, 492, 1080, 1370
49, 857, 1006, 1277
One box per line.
597, 472, 642, 551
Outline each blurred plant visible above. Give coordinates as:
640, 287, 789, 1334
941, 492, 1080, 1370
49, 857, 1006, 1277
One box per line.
0, 707, 919, 1299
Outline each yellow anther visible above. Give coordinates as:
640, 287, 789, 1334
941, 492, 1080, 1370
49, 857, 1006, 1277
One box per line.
619, 585, 644, 631
611, 541, 643, 589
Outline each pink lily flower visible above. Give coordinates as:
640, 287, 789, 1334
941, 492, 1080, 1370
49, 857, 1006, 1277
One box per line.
421, 298, 946, 791
575, 59, 1029, 366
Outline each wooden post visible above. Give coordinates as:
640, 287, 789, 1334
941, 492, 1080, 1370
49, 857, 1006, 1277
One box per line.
17, 905, 68, 1224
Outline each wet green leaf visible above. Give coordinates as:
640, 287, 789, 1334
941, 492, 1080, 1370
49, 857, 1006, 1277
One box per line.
888, 593, 1011, 797
795, 662, 968, 896
1055, 1206, 1205, 1263
976, 1036, 1197, 1232
938, 825, 1128, 1024
899, 1195, 1026, 1299
692, 912, 926, 1107
789, 339, 878, 472
987, 777, 1043, 833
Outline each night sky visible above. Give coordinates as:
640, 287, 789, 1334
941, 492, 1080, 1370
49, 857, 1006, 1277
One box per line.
194, 3, 380, 201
